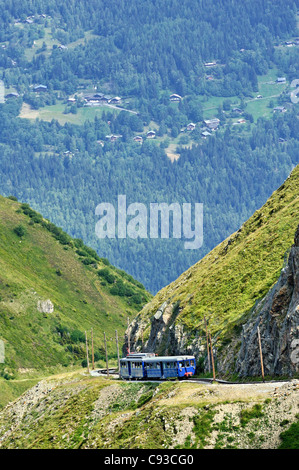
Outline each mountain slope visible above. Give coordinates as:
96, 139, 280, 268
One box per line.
0, 195, 151, 374
127, 164, 299, 375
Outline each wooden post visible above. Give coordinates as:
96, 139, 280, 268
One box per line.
204, 316, 211, 373
127, 317, 130, 354
115, 329, 120, 373
257, 326, 265, 382
104, 332, 109, 377
208, 332, 216, 381
85, 331, 90, 374
91, 328, 95, 370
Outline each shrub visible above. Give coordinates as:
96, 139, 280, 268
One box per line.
98, 268, 115, 284
81, 257, 94, 265
66, 344, 85, 358
74, 238, 84, 248
70, 329, 85, 343
131, 293, 143, 304
56, 325, 70, 344
137, 391, 154, 407
83, 246, 100, 261
279, 419, 299, 449
240, 404, 264, 427
76, 249, 89, 257
13, 224, 26, 237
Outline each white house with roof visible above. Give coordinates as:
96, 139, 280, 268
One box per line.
169, 94, 182, 102
203, 118, 220, 130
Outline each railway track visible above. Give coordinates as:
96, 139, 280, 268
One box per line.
91, 370, 291, 385
186, 377, 293, 385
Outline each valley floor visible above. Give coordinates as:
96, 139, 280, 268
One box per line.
0, 370, 298, 449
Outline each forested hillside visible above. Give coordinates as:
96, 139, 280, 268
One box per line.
0, 0, 299, 292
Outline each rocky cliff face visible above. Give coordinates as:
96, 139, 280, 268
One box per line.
125, 300, 215, 371
125, 301, 202, 357
127, 225, 299, 378
235, 224, 299, 377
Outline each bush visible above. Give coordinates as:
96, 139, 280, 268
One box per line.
131, 293, 143, 304
74, 238, 84, 248
110, 279, 137, 297
98, 268, 115, 284
279, 418, 299, 449
56, 325, 70, 344
81, 257, 94, 265
13, 224, 26, 237
70, 329, 85, 343
137, 391, 154, 407
240, 404, 264, 427
83, 246, 100, 261
76, 249, 88, 257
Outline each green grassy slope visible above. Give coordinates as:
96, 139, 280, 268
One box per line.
137, 164, 299, 345
0, 196, 151, 374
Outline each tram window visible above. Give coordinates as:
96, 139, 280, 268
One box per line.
190, 360, 195, 367
147, 362, 161, 369
167, 362, 175, 368
186, 361, 190, 367
149, 362, 159, 369
132, 362, 142, 369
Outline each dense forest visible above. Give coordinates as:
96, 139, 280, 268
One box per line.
0, 0, 299, 292
0, 98, 298, 292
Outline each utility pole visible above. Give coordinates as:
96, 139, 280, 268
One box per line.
204, 316, 211, 373
127, 317, 130, 354
115, 329, 120, 373
257, 326, 265, 382
85, 331, 90, 374
91, 328, 95, 370
208, 331, 216, 381
104, 332, 109, 377
141, 326, 144, 352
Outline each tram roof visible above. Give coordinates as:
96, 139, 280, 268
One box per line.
121, 355, 195, 362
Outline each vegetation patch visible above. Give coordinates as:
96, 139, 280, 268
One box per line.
279, 416, 299, 449
240, 404, 264, 427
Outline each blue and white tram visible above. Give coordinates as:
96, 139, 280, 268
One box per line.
120, 353, 196, 380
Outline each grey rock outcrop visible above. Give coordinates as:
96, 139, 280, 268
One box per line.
125, 301, 206, 359
37, 299, 54, 314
